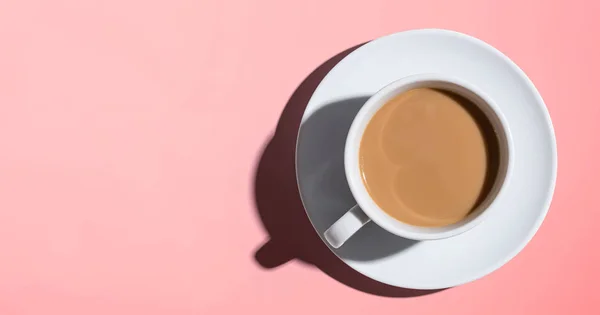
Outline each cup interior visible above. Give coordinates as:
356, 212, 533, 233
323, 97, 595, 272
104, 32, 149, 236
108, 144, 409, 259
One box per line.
344, 74, 512, 240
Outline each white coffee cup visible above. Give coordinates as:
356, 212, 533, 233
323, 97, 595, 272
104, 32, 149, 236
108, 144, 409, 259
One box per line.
324, 74, 513, 248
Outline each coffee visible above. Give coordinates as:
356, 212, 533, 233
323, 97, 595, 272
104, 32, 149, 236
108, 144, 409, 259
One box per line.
359, 88, 500, 227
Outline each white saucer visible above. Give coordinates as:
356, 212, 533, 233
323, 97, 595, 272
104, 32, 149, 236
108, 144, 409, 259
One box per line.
296, 29, 557, 290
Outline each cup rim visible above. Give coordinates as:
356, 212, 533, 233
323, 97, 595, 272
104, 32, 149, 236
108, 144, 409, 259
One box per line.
344, 73, 514, 240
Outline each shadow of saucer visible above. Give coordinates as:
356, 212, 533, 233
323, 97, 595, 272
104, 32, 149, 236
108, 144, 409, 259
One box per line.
252, 44, 446, 297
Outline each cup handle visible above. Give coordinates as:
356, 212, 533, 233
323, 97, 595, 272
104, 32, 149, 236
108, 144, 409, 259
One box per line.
324, 205, 371, 248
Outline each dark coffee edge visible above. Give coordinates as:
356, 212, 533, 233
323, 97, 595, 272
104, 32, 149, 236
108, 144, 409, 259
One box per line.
433, 89, 502, 214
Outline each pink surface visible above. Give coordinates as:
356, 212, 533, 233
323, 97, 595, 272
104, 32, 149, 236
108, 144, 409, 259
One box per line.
0, 0, 598, 314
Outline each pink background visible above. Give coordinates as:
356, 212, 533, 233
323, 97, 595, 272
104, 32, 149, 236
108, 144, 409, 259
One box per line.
0, 0, 598, 314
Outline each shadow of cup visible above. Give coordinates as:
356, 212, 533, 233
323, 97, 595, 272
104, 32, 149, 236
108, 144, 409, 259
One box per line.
296, 98, 418, 260
253, 44, 446, 297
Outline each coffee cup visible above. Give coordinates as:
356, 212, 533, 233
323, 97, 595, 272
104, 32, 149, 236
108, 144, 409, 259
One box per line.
324, 74, 513, 248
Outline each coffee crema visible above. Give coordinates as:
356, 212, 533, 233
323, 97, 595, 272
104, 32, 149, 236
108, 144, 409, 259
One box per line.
359, 88, 500, 227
